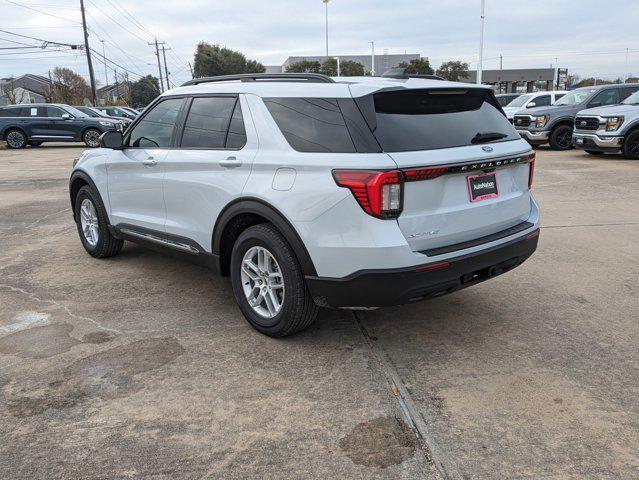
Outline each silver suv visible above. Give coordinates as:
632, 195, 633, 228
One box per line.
573, 90, 639, 159
69, 73, 540, 337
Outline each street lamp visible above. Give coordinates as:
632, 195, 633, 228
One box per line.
323, 0, 330, 57
369, 41, 375, 76
477, 0, 485, 84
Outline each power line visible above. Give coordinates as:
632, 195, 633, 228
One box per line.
3, 0, 82, 25
89, 47, 143, 79
85, 0, 148, 44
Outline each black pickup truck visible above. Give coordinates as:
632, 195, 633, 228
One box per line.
0, 103, 123, 149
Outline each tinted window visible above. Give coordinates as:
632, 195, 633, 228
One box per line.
0, 108, 16, 117
128, 98, 183, 148
46, 106, 65, 118
264, 98, 356, 153
622, 86, 639, 100
532, 95, 551, 107
360, 88, 519, 152
225, 101, 247, 149
590, 89, 620, 107
181, 96, 237, 149
554, 93, 565, 102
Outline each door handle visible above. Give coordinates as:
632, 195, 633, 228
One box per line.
219, 156, 242, 168
142, 157, 157, 166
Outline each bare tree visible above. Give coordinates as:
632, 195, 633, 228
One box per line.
50, 67, 92, 104
1, 77, 28, 104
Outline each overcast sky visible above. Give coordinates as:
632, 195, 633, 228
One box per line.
1, 0, 638, 86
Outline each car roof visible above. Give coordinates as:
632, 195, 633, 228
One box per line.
165, 76, 490, 99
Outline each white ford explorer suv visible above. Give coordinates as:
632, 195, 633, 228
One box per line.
69, 73, 540, 337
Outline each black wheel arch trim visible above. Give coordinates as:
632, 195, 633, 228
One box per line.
548, 117, 575, 131
69, 170, 109, 223
212, 198, 318, 277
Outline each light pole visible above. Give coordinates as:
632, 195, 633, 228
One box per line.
625, 48, 629, 82
369, 41, 375, 76
477, 0, 485, 84
323, 0, 330, 58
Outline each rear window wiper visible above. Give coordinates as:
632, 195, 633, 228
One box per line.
471, 131, 508, 144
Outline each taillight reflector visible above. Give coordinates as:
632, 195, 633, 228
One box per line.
415, 261, 450, 272
333, 170, 403, 219
403, 167, 447, 182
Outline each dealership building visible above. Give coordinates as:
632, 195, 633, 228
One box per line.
265, 53, 421, 75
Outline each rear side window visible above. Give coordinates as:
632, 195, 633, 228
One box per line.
532, 95, 551, 107
225, 101, 247, 149
128, 98, 183, 148
181, 96, 237, 149
264, 98, 356, 153
358, 88, 519, 152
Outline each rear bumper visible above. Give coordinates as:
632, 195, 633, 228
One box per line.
306, 230, 539, 308
572, 133, 623, 151
517, 129, 549, 143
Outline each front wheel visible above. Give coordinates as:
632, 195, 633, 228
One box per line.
230, 224, 319, 337
549, 125, 573, 150
82, 128, 101, 148
621, 130, 639, 159
74, 185, 123, 258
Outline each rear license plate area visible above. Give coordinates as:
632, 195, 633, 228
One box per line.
467, 172, 499, 202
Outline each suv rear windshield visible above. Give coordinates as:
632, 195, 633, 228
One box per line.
358, 88, 519, 152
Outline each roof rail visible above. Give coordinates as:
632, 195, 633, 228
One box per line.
181, 73, 335, 86
381, 68, 445, 81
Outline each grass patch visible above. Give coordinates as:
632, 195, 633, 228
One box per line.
0, 141, 6, 148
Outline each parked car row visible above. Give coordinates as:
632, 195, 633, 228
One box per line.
503, 83, 639, 158
0, 103, 140, 149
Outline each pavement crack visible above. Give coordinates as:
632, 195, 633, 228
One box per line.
353, 311, 461, 480
0, 283, 121, 334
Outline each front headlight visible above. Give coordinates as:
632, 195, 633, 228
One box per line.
532, 115, 548, 128
604, 116, 624, 131
99, 121, 113, 127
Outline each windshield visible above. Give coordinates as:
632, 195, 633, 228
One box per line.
506, 94, 532, 108
63, 106, 89, 118
554, 89, 594, 106
79, 107, 99, 117
623, 91, 639, 105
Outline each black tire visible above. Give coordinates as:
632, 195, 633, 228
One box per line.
549, 124, 573, 150
28, 141, 43, 147
74, 185, 123, 258
5, 129, 27, 149
82, 128, 101, 148
584, 150, 605, 156
230, 223, 319, 337
621, 130, 639, 160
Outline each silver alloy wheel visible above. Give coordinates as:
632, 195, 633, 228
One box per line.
6, 130, 25, 148
84, 129, 101, 147
80, 198, 100, 247
240, 246, 285, 319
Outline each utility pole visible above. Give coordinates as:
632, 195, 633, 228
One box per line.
161, 46, 171, 89
369, 41, 375, 76
554, 57, 559, 89
100, 39, 108, 86
500, 54, 503, 70
188, 62, 194, 79
149, 38, 165, 92
477, 0, 485, 84
80, 0, 98, 105
625, 48, 629, 82
323, 0, 330, 57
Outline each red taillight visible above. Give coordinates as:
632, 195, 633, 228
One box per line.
403, 167, 447, 182
333, 170, 403, 219
527, 152, 536, 189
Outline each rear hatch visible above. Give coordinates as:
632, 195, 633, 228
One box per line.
355, 87, 534, 253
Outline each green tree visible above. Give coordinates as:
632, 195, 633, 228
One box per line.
339, 60, 365, 76
398, 58, 434, 75
130, 75, 160, 107
320, 58, 337, 76
435, 61, 470, 82
286, 60, 322, 73
193, 42, 265, 77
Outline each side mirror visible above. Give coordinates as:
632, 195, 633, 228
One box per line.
100, 131, 123, 149
589, 101, 602, 108
526, 102, 536, 108
61, 113, 71, 120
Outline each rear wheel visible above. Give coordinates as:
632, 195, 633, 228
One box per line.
230, 224, 318, 337
74, 185, 123, 258
621, 130, 639, 159
584, 150, 605, 156
549, 125, 573, 150
82, 128, 101, 148
5, 129, 27, 149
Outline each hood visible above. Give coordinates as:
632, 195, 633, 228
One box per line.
502, 106, 522, 119
521, 104, 578, 116
577, 103, 639, 117
92, 117, 121, 125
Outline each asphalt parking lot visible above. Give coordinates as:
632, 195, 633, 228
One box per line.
1, 144, 638, 479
